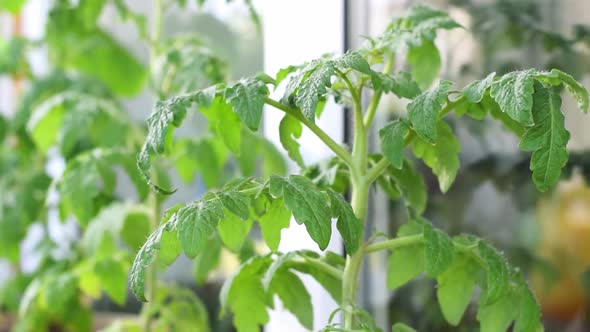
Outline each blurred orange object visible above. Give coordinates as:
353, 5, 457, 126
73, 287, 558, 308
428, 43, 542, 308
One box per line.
531, 171, 590, 321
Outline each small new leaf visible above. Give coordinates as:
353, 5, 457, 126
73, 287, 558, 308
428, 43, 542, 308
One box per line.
295, 61, 335, 121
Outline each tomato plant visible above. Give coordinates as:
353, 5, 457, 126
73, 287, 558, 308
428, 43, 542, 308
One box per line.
129, 5, 589, 332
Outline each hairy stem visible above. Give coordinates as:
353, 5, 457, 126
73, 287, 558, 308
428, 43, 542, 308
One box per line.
264, 97, 354, 165
363, 234, 424, 253
144, 0, 164, 330
299, 256, 343, 280
363, 53, 394, 127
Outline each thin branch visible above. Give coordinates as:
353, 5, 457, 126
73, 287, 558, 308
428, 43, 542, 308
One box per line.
366, 157, 390, 184
264, 97, 354, 166
363, 234, 424, 253
300, 256, 343, 280
363, 53, 395, 128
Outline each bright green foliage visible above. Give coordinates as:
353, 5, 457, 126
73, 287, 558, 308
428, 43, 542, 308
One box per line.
412, 121, 461, 192
436, 254, 480, 325
58, 148, 148, 226
379, 120, 409, 169
408, 40, 441, 88
279, 114, 305, 167
27, 91, 129, 156
294, 61, 336, 121
372, 71, 421, 99
128, 5, 590, 332
424, 224, 455, 277
326, 189, 363, 253
367, 5, 461, 58
225, 78, 269, 131
220, 256, 272, 332
478, 241, 510, 304
269, 175, 333, 250
520, 83, 569, 191
387, 221, 425, 290
269, 269, 314, 329
490, 70, 536, 125
153, 36, 227, 96
408, 80, 452, 143
46, 5, 147, 96
258, 198, 291, 252
463, 72, 496, 103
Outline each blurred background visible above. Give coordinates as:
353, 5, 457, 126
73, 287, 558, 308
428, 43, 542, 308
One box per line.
1, 0, 589, 331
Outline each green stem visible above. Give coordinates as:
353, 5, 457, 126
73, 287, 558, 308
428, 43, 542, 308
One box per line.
363, 234, 424, 253
264, 97, 354, 166
439, 95, 466, 118
363, 53, 394, 128
144, 0, 164, 330
299, 257, 343, 280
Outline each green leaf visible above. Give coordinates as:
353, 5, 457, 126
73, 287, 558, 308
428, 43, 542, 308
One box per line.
47, 8, 147, 96
218, 189, 251, 220
295, 61, 335, 121
408, 80, 452, 143
514, 286, 542, 332
158, 204, 184, 267
477, 290, 519, 332
121, 208, 152, 251
387, 220, 425, 290
412, 121, 461, 192
423, 223, 454, 278
137, 88, 215, 192
130, 225, 166, 301
200, 97, 242, 154
479, 241, 510, 304
269, 175, 332, 250
490, 70, 536, 126
59, 148, 148, 225
173, 138, 227, 187
392, 323, 417, 332
372, 71, 421, 99
269, 269, 314, 330
258, 198, 291, 252
536, 69, 589, 113
437, 254, 479, 325
279, 114, 305, 168
388, 160, 428, 214
408, 40, 441, 89
176, 194, 225, 258
220, 256, 271, 332
334, 51, 372, 74
193, 234, 222, 284
95, 258, 128, 305
463, 72, 496, 103
380, 120, 409, 169
218, 212, 253, 252
326, 189, 362, 254
520, 83, 570, 192
225, 78, 269, 131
